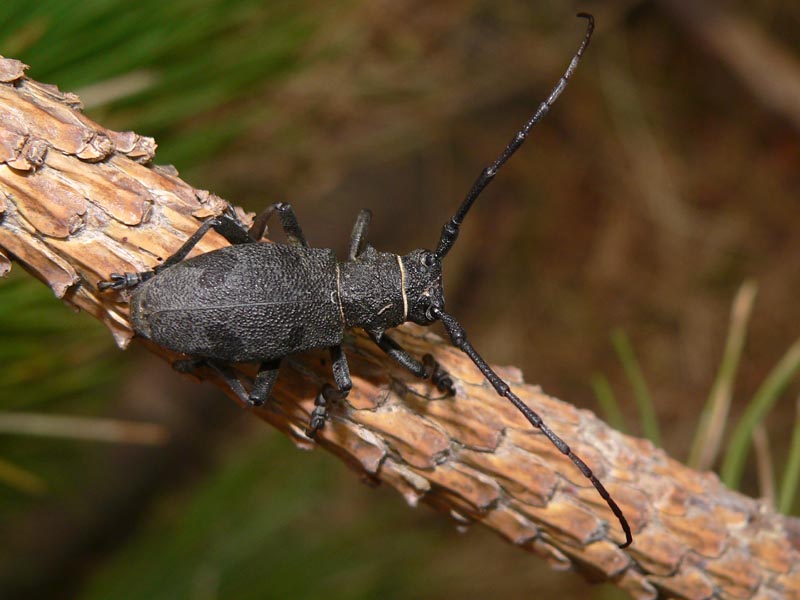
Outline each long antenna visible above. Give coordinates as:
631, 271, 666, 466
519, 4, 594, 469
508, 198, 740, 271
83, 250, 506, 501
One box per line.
435, 13, 595, 259
433, 307, 633, 548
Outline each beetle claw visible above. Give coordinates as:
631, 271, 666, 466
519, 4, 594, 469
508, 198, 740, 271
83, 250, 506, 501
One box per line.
98, 271, 149, 291
247, 394, 265, 407
435, 374, 455, 396
98, 272, 125, 291
306, 415, 325, 438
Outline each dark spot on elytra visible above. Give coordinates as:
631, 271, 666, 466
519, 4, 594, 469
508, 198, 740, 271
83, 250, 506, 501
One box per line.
286, 325, 304, 349
199, 265, 227, 289
205, 318, 245, 357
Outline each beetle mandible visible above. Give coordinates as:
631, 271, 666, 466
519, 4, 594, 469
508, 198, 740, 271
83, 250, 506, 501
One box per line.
100, 14, 632, 548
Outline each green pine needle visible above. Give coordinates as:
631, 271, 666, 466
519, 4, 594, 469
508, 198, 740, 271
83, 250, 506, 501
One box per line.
591, 373, 628, 434
721, 337, 800, 489
611, 329, 660, 446
688, 281, 757, 470
778, 397, 800, 514
0, 456, 47, 495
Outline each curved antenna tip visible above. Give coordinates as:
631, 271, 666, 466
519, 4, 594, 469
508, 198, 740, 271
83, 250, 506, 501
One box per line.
618, 520, 633, 548
434, 12, 596, 259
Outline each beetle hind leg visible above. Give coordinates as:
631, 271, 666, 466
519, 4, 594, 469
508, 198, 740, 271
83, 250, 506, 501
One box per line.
98, 208, 252, 292
98, 270, 153, 291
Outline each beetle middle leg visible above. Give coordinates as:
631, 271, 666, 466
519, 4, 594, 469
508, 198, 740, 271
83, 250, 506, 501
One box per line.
248, 359, 281, 406
248, 202, 308, 247
367, 330, 455, 395
308, 345, 352, 437
348, 209, 372, 260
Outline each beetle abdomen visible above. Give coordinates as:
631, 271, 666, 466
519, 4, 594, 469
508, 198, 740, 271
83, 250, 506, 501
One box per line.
131, 243, 343, 362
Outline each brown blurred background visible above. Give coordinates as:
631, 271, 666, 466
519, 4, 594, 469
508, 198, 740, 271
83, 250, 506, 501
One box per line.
1, 1, 799, 598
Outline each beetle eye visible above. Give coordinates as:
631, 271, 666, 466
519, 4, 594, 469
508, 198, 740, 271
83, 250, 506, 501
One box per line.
422, 253, 435, 268
423, 300, 436, 321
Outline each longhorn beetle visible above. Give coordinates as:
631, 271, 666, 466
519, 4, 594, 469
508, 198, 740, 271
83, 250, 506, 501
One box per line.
100, 14, 632, 548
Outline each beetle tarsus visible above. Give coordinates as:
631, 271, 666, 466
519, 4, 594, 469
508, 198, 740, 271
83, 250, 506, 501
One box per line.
423, 354, 455, 395
306, 386, 332, 437
247, 394, 265, 407
98, 271, 150, 291
306, 378, 352, 437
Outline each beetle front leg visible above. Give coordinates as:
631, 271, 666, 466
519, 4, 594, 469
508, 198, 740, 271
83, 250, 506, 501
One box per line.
308, 346, 352, 437
367, 330, 455, 395
422, 353, 456, 395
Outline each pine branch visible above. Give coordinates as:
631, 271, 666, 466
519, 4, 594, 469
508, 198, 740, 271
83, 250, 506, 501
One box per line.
1, 56, 798, 600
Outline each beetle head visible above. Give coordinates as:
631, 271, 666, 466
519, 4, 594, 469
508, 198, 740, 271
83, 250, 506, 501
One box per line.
401, 249, 445, 325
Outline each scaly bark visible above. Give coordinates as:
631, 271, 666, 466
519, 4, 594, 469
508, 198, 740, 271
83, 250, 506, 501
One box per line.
0, 57, 798, 600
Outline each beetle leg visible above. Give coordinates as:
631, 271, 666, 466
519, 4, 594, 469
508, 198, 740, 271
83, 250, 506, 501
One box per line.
347, 209, 372, 260
329, 345, 353, 394
208, 361, 252, 404
158, 214, 251, 272
248, 202, 308, 247
308, 386, 332, 437
307, 346, 352, 437
98, 211, 251, 291
98, 270, 153, 291
173, 358, 252, 405
175, 358, 280, 408
367, 330, 455, 395
422, 353, 456, 395
248, 359, 281, 407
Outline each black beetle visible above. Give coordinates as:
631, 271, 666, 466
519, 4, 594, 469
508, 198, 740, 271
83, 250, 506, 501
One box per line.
100, 14, 632, 548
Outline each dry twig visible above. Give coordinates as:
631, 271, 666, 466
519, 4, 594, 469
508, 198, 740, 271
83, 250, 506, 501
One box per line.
0, 57, 798, 600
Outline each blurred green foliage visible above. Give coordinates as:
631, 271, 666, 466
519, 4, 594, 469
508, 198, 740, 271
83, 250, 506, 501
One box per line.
0, 271, 116, 412
1, 0, 328, 165
594, 293, 800, 517
0, 271, 120, 509
81, 434, 447, 600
